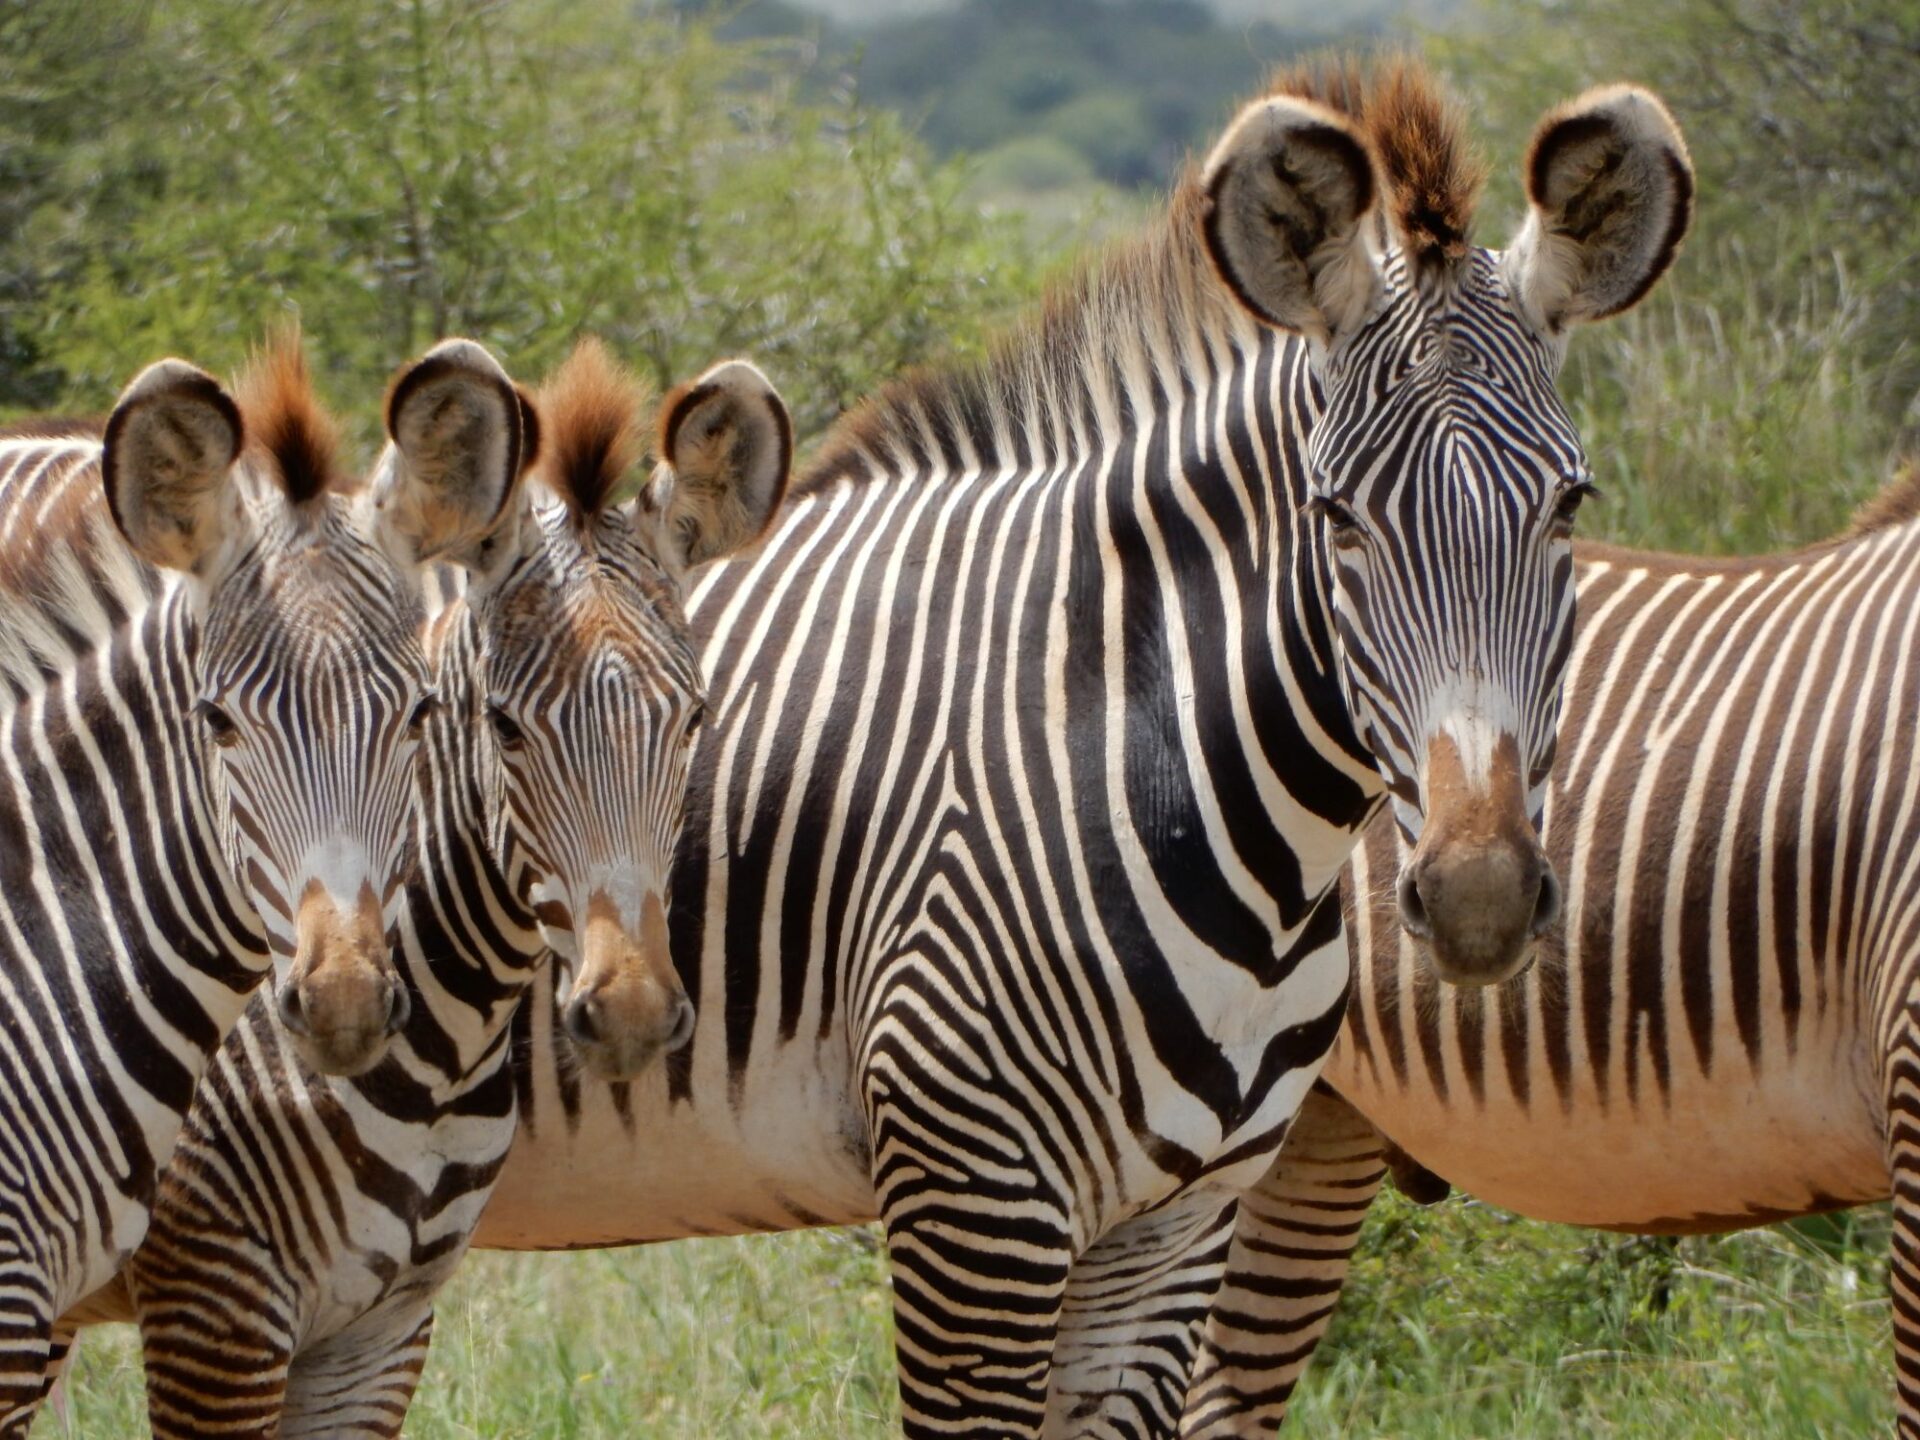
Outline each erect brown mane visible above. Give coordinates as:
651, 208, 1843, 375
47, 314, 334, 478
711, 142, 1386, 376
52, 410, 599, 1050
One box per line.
234, 328, 340, 506
1266, 54, 1486, 270
537, 337, 650, 524
1846, 456, 1920, 537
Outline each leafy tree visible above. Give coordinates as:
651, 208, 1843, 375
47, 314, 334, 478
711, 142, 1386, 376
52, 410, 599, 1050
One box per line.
8, 0, 1038, 446
1430, 0, 1919, 550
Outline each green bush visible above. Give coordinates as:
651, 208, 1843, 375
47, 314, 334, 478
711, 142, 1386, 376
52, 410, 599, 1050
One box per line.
3, 0, 1038, 445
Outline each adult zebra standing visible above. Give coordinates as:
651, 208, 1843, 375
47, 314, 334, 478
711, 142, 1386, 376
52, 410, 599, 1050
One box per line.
59, 339, 790, 1438
1180, 463, 1920, 1436
0, 335, 533, 1433
450, 60, 1690, 1438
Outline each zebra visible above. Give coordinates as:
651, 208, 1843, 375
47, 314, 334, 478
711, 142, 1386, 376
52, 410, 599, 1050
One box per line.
0, 332, 535, 1433
50, 339, 794, 1438
1177, 467, 1920, 1436
453, 60, 1695, 1438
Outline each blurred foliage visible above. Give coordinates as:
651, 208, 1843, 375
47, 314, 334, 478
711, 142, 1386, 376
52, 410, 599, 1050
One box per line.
1428, 0, 1920, 551
688, 0, 1372, 199
0, 0, 1039, 446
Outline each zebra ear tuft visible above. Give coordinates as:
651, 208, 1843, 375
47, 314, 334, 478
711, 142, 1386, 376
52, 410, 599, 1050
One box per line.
1505, 85, 1693, 333
374, 338, 535, 568
102, 358, 248, 579
1200, 95, 1383, 344
641, 360, 792, 574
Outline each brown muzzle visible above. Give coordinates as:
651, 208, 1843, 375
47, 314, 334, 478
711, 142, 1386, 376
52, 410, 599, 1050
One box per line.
277, 878, 408, 1076
1397, 732, 1559, 986
561, 891, 693, 1080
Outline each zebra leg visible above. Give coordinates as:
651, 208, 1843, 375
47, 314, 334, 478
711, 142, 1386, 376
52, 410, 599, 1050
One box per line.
0, 1244, 57, 1438
1888, 1028, 1920, 1438
1041, 1192, 1237, 1440
865, 1027, 1075, 1437
1179, 1086, 1388, 1437
277, 1308, 435, 1439
133, 1251, 297, 1437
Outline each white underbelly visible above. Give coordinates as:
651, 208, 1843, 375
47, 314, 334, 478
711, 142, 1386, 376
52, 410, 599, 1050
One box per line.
1321, 1022, 1889, 1232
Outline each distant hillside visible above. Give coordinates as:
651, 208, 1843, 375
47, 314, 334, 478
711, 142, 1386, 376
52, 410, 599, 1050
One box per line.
682, 0, 1403, 199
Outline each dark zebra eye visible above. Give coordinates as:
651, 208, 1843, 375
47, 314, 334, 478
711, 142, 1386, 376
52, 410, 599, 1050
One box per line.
487, 700, 526, 751
1310, 494, 1365, 543
1553, 480, 1599, 529
685, 700, 707, 736
194, 699, 240, 747
407, 691, 438, 735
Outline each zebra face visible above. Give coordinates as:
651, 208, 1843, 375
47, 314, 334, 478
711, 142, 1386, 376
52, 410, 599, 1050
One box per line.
1305, 251, 1589, 981
1202, 73, 1693, 983
190, 498, 433, 1076
104, 338, 537, 1076
462, 347, 791, 1081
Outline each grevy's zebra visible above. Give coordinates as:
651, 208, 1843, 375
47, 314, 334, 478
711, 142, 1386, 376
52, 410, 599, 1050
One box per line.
0, 336, 524, 1433
466, 62, 1692, 1437
57, 340, 793, 1438
1179, 467, 1920, 1436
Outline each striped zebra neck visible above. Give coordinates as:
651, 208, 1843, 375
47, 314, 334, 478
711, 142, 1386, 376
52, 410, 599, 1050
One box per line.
0, 434, 163, 705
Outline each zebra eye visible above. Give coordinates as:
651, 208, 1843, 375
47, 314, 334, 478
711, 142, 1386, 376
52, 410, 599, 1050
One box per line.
194, 699, 240, 747
1310, 494, 1365, 544
1553, 480, 1599, 529
685, 699, 707, 736
487, 700, 526, 751
407, 691, 438, 736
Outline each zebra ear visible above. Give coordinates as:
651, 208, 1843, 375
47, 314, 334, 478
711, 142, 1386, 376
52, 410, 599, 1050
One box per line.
1505, 85, 1693, 333
102, 358, 248, 579
638, 360, 792, 574
1200, 95, 1382, 344
372, 339, 536, 569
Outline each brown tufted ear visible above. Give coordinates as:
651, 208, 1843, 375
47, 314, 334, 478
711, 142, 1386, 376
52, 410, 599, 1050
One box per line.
1198, 94, 1384, 344
1506, 85, 1693, 332
642, 359, 792, 573
371, 338, 535, 568
102, 358, 247, 579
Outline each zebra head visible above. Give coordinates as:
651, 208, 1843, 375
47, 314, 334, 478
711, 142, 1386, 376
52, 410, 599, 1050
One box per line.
436, 341, 790, 1079
101, 337, 527, 1075
1201, 65, 1692, 984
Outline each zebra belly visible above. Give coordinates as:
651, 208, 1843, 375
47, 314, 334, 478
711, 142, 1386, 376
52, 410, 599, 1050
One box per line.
476, 1031, 877, 1249
1319, 1017, 1889, 1232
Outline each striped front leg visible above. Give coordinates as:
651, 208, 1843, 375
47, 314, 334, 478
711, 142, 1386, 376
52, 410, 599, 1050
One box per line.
1886, 1007, 1920, 1438
1180, 1086, 1389, 1437
0, 1236, 57, 1439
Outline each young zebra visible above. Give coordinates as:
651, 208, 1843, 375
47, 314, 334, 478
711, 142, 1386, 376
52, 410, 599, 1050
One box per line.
0, 335, 522, 1433
466, 61, 1693, 1437
1179, 460, 1920, 1436
61, 340, 792, 1437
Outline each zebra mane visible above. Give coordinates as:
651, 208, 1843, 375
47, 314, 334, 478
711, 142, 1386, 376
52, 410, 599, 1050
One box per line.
798, 164, 1240, 493
800, 55, 1480, 495
1265, 54, 1486, 272
236, 328, 344, 506
535, 337, 650, 525
1846, 456, 1920, 537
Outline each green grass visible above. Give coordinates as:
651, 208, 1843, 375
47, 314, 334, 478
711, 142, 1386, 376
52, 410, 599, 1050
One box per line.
42, 1195, 1891, 1437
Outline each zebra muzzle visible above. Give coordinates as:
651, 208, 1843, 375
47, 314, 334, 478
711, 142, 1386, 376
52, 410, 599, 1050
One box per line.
562, 889, 693, 1081
1400, 731, 1559, 986
280, 878, 409, 1077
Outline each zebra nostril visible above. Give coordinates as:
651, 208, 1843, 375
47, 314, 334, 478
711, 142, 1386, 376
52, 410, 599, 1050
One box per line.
1530, 863, 1562, 938
384, 979, 411, 1037
665, 997, 695, 1053
1396, 867, 1432, 939
564, 994, 601, 1049
276, 982, 310, 1037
